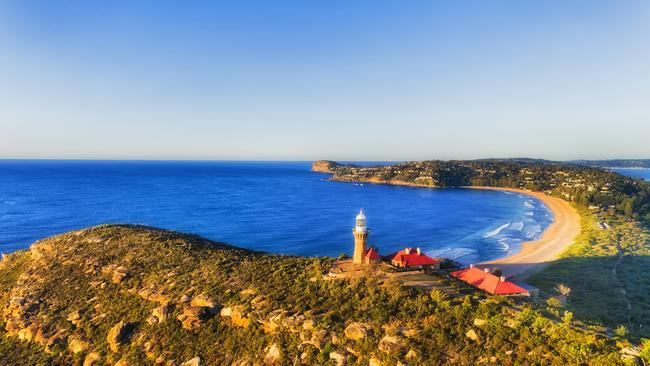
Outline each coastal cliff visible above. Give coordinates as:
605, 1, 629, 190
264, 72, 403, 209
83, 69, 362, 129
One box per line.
0, 225, 624, 365
311, 160, 341, 173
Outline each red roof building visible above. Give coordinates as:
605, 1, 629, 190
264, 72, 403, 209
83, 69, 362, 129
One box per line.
450, 265, 530, 296
387, 247, 440, 270
364, 247, 381, 264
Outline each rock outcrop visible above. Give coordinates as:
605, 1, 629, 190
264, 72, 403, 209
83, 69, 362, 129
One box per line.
181, 357, 201, 366
344, 322, 370, 341
151, 303, 171, 323
264, 343, 282, 364
329, 351, 347, 366
465, 328, 480, 342
107, 321, 132, 352
311, 160, 341, 173
177, 306, 211, 330
378, 335, 405, 354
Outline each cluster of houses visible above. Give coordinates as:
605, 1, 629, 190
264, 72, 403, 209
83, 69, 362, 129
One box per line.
351, 209, 535, 297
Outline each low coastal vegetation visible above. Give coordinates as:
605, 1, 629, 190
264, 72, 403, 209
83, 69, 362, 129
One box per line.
529, 207, 650, 340
0, 225, 633, 365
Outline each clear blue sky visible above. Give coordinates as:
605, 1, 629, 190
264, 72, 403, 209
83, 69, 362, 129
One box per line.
1, 0, 648, 161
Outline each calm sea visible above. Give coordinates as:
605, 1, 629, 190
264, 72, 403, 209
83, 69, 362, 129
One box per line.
612, 168, 650, 181
0, 161, 553, 264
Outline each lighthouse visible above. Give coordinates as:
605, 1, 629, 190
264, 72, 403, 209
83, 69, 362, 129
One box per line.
352, 209, 369, 264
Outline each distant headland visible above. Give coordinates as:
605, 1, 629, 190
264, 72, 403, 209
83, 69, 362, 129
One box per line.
310, 160, 342, 173
311, 159, 650, 222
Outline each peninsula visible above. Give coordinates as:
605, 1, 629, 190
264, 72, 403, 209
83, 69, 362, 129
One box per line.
312, 159, 650, 221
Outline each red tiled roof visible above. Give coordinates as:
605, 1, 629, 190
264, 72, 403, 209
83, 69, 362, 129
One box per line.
450, 267, 528, 295
388, 248, 440, 267
365, 247, 381, 260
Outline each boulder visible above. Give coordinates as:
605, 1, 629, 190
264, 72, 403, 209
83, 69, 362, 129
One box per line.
621, 347, 641, 357
68, 338, 89, 354
405, 349, 417, 359
302, 319, 315, 330
67, 310, 81, 325
179, 294, 192, 303
17, 324, 38, 342
219, 307, 233, 317
112, 270, 128, 284
621, 347, 641, 363
302, 329, 328, 350
262, 309, 288, 333
107, 320, 132, 352
152, 303, 171, 323
45, 332, 67, 353
181, 357, 201, 366
378, 335, 405, 354
230, 305, 251, 328
282, 314, 306, 332
240, 288, 257, 297
403, 328, 419, 338
83, 352, 101, 366
264, 343, 282, 364
329, 352, 347, 366
344, 322, 370, 341
369, 357, 383, 366
465, 328, 480, 342
505, 319, 519, 329
33, 327, 47, 346
190, 294, 219, 314
177, 306, 210, 330
473, 318, 486, 327
114, 358, 130, 366
251, 295, 271, 310
138, 288, 170, 304
232, 357, 251, 366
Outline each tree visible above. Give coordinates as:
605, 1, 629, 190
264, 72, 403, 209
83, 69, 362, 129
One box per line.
555, 284, 572, 305
640, 338, 650, 364
562, 311, 574, 324
614, 325, 629, 338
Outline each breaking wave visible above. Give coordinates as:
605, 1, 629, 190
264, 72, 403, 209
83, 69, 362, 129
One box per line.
483, 223, 511, 238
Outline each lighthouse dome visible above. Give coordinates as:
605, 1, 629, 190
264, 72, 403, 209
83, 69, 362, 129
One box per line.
355, 209, 367, 233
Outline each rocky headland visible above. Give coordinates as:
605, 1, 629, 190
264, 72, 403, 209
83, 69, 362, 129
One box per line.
0, 224, 627, 365
311, 160, 342, 173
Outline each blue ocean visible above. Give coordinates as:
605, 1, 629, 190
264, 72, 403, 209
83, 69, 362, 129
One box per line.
0, 161, 553, 264
612, 168, 650, 181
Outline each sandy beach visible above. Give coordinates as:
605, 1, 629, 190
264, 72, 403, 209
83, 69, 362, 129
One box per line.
469, 186, 581, 279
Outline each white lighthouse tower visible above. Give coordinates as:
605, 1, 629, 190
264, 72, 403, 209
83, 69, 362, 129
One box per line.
352, 209, 369, 264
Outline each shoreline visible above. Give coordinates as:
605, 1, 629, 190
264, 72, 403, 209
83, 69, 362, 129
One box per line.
328, 176, 582, 278
467, 186, 581, 279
